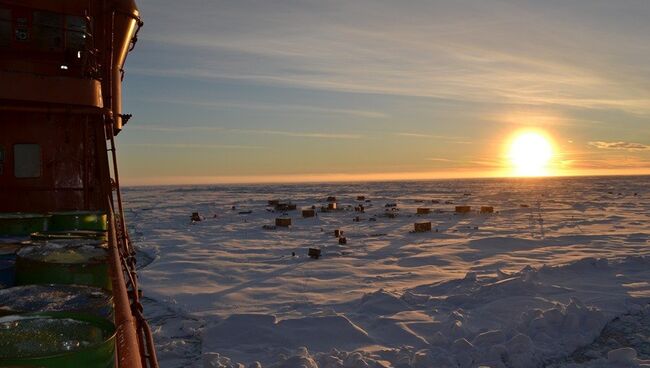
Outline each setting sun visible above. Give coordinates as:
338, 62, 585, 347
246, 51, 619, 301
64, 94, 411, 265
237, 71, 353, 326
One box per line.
508, 131, 554, 177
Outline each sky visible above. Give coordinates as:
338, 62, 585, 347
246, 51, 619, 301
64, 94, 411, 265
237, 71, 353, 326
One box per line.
118, 0, 650, 185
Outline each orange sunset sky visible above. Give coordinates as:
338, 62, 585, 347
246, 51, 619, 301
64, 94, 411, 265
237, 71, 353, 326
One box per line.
118, 0, 650, 185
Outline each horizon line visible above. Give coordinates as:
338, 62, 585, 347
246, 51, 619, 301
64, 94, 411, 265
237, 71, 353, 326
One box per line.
121, 170, 650, 187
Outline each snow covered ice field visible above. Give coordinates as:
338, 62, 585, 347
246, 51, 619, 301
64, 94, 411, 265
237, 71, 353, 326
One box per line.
123, 175, 650, 368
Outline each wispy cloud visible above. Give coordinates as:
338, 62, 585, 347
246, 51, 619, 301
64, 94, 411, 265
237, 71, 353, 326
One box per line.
565, 157, 650, 170
128, 125, 223, 132
144, 98, 388, 119
398, 133, 433, 138
426, 158, 454, 162
395, 132, 467, 140
425, 157, 502, 169
588, 141, 650, 151
467, 159, 504, 169
131, 0, 650, 115
232, 129, 363, 140
123, 143, 263, 150
127, 125, 362, 140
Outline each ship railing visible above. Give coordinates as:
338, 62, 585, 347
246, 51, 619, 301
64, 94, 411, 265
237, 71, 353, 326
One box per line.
106, 121, 159, 368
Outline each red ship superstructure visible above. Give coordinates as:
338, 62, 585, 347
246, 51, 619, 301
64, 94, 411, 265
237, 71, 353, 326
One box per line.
0, 0, 157, 366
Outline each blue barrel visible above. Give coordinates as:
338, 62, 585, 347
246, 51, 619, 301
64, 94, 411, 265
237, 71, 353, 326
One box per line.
0, 259, 14, 289
0, 243, 21, 289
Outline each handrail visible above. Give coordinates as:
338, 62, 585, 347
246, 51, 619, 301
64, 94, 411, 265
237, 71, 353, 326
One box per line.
106, 121, 160, 368
107, 203, 144, 368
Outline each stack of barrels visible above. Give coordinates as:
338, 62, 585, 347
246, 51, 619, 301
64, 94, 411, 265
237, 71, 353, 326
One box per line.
0, 211, 116, 367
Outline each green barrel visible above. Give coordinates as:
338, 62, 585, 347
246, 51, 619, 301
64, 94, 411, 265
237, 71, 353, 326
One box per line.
0, 213, 50, 237
0, 312, 115, 368
0, 285, 114, 320
28, 238, 107, 249
31, 230, 108, 242
47, 211, 107, 232
15, 244, 111, 290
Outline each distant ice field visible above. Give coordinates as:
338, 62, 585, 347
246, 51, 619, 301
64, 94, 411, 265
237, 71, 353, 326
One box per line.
123, 176, 650, 368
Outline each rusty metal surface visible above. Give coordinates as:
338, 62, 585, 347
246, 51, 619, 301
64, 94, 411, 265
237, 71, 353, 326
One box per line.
0, 112, 106, 212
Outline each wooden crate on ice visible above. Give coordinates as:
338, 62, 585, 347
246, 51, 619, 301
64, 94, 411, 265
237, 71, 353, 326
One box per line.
302, 209, 316, 218
414, 221, 432, 233
276, 203, 297, 211
275, 217, 292, 227
416, 207, 431, 215
455, 206, 472, 214
480, 206, 494, 214
308, 248, 321, 259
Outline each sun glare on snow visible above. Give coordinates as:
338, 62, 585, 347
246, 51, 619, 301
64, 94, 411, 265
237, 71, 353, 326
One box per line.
508, 131, 554, 177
